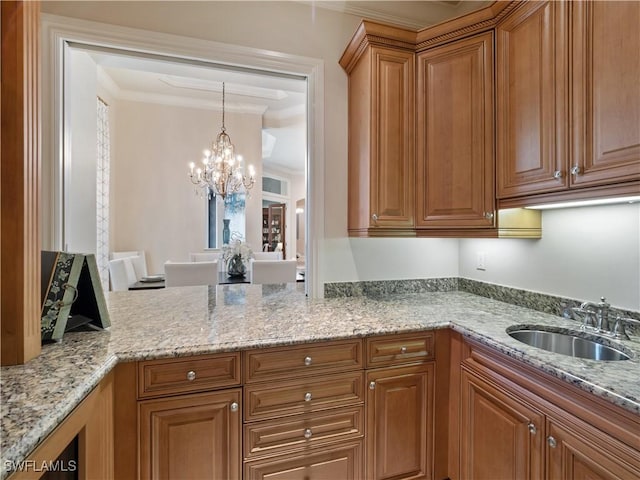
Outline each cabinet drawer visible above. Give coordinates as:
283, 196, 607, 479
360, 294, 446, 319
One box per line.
244, 441, 363, 480
138, 353, 241, 398
244, 339, 363, 383
366, 332, 434, 368
244, 371, 365, 421
244, 406, 364, 459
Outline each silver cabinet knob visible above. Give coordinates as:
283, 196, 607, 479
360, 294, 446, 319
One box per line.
304, 428, 313, 439
553, 170, 563, 180
528, 423, 537, 435
369, 381, 376, 390
484, 212, 494, 220
400, 346, 407, 354
186, 370, 196, 381
230, 402, 239, 412
304, 392, 312, 402
570, 165, 582, 176
371, 213, 378, 223
547, 436, 557, 448
304, 356, 312, 366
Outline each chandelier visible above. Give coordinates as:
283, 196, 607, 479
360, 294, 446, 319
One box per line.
189, 82, 255, 201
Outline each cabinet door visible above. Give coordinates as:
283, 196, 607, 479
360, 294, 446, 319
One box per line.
496, 1, 569, 198
571, 1, 640, 187
460, 369, 544, 480
347, 42, 415, 234
366, 47, 415, 230
546, 419, 640, 480
416, 32, 495, 228
244, 441, 363, 480
366, 364, 434, 480
139, 389, 241, 480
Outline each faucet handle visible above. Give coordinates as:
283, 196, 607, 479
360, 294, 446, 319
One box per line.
613, 316, 640, 340
600, 296, 609, 306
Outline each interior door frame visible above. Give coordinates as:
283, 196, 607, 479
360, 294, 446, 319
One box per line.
41, 13, 324, 297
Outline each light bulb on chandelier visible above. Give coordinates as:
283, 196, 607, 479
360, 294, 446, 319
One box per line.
188, 82, 255, 201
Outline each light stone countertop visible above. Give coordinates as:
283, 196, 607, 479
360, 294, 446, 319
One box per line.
1, 284, 639, 479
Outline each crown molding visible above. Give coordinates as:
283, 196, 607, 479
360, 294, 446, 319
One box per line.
159, 75, 289, 100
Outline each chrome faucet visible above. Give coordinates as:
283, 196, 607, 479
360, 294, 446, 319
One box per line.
579, 297, 610, 331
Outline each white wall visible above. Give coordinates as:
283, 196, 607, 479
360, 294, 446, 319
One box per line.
459, 203, 640, 311
112, 100, 262, 274
66, 50, 97, 254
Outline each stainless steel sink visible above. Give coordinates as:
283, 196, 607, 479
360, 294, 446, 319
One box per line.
507, 326, 631, 361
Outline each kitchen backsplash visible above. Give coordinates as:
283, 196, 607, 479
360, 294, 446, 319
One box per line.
324, 277, 640, 332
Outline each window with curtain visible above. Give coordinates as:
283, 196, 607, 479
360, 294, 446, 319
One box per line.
96, 97, 110, 290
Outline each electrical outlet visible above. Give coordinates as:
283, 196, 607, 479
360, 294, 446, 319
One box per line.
476, 252, 486, 271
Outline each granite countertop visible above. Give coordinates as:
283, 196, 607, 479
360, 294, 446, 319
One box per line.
1, 284, 639, 478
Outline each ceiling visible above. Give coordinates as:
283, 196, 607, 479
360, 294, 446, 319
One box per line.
85, 1, 489, 176
306, 1, 490, 29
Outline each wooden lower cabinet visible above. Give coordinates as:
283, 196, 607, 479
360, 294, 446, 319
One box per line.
458, 339, 640, 480
139, 389, 241, 480
460, 368, 544, 480
366, 364, 435, 480
546, 419, 640, 480
244, 441, 363, 480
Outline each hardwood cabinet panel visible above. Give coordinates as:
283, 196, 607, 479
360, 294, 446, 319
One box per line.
244, 441, 363, 480
366, 364, 434, 480
571, 1, 640, 188
497, 1, 569, 198
244, 371, 364, 422
460, 368, 544, 480
243, 339, 362, 383
546, 419, 640, 480
244, 405, 363, 459
139, 389, 241, 480
347, 45, 415, 235
366, 331, 434, 368
417, 31, 495, 228
138, 352, 240, 399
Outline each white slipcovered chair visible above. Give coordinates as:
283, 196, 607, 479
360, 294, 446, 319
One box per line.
111, 250, 148, 278
253, 251, 282, 261
164, 261, 218, 287
109, 257, 137, 291
250, 259, 297, 284
189, 252, 220, 262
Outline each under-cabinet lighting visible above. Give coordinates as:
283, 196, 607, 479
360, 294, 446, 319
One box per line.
525, 196, 640, 210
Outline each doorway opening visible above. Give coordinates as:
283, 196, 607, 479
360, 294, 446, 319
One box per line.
43, 16, 321, 294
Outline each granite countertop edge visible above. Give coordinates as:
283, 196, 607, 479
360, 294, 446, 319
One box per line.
1, 288, 639, 479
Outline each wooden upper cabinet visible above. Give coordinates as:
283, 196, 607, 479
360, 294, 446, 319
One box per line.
416, 31, 495, 228
570, 1, 640, 188
346, 43, 415, 235
496, 0, 569, 199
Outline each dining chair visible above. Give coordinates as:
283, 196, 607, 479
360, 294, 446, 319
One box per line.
253, 251, 282, 261
111, 250, 148, 278
109, 257, 137, 291
189, 252, 220, 262
250, 259, 297, 284
164, 261, 219, 287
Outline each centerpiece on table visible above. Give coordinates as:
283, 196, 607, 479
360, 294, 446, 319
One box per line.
221, 239, 254, 278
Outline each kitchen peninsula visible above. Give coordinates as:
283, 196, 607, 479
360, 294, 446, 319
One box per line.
1, 283, 639, 479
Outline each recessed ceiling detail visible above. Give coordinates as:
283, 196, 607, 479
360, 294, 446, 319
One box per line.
159, 76, 289, 101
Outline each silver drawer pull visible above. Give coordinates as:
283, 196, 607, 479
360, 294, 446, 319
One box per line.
547, 436, 557, 448
186, 370, 196, 381
304, 428, 313, 439
369, 381, 376, 390
230, 402, 239, 412
304, 356, 312, 366
400, 346, 407, 354
528, 423, 537, 435
304, 392, 312, 402
553, 170, 563, 180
